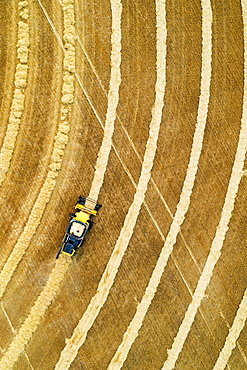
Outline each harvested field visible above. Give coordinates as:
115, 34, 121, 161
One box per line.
0, 0, 247, 369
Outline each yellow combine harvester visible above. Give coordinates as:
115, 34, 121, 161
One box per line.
56, 196, 102, 259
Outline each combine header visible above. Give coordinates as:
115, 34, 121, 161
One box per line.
56, 196, 101, 259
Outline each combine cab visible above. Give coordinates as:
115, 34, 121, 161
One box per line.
56, 196, 101, 259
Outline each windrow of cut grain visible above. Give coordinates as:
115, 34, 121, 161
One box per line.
160, 0, 247, 367
77, 12, 175, 222
88, 2, 122, 202
212, 291, 247, 370
0, 1, 76, 368
211, 1, 247, 368
108, 0, 212, 368
0, 0, 29, 187
162, 78, 247, 369
0, 255, 71, 369
0, 0, 75, 300
0, 0, 123, 366
54, 0, 166, 366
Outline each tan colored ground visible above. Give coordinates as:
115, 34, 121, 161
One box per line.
0, 0, 247, 369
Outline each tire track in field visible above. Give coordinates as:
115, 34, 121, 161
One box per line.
0, 0, 122, 367
54, 0, 165, 367
108, 0, 212, 367
211, 1, 247, 368
0, 0, 29, 187
0, 0, 75, 300
76, 25, 173, 218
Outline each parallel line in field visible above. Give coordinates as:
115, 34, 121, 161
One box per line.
39, 0, 200, 280
0, 1, 29, 187
0, 0, 75, 310
54, 0, 166, 365
0, 256, 70, 369
213, 292, 247, 370
1, 302, 36, 369
88, 0, 122, 201
107, 1, 212, 368
163, 89, 247, 370
76, 29, 174, 217
0, 0, 122, 367
212, 1, 247, 368
0, 0, 76, 365
75, 16, 203, 282
161, 1, 247, 368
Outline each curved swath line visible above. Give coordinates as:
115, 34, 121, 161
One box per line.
54, 3, 165, 370
0, 1, 29, 187
38, 0, 198, 274
211, 1, 247, 368
37, 0, 120, 202
213, 293, 247, 370
107, 0, 212, 368
88, 4, 122, 201
0, 0, 122, 366
0, 0, 76, 300
163, 107, 247, 365
76, 33, 173, 218
161, 9, 247, 370
0, 255, 71, 369
76, 22, 202, 276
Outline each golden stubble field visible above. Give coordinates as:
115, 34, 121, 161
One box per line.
0, 0, 247, 369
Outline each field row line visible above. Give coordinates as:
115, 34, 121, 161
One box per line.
211, 1, 247, 368
107, 0, 212, 368
0, 0, 29, 187
0, 0, 76, 301
42, 0, 201, 283
0, 0, 76, 368
54, 0, 166, 367
2, 1, 246, 369
0, 0, 122, 367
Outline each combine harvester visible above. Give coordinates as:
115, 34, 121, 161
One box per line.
56, 196, 102, 259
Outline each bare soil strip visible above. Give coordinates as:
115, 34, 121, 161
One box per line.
0, 1, 29, 186
0, 0, 75, 300
107, 1, 212, 368
54, 0, 166, 367
211, 1, 247, 368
